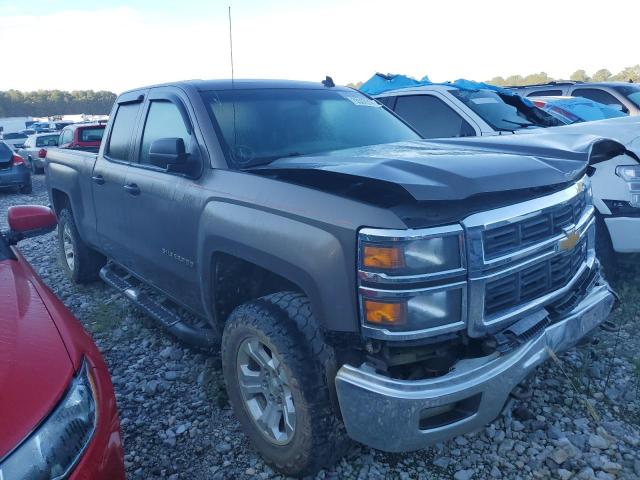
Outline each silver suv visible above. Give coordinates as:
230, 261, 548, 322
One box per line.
508, 81, 640, 115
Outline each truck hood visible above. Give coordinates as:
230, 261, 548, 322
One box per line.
0, 259, 74, 459
252, 138, 603, 202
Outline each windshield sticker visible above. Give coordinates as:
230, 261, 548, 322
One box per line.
339, 92, 381, 107
471, 97, 500, 105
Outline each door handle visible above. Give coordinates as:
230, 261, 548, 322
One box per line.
91, 175, 105, 185
123, 183, 140, 196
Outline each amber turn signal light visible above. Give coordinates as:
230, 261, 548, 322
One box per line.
362, 245, 404, 269
364, 300, 406, 326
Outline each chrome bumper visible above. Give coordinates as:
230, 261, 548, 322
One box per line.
335, 280, 615, 452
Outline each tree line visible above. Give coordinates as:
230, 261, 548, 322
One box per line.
347, 65, 640, 89
488, 65, 640, 86
0, 90, 117, 117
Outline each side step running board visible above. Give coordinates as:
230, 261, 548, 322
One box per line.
100, 264, 219, 348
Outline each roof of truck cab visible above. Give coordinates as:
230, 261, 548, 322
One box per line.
121, 79, 350, 94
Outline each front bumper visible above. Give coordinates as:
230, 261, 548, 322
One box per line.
604, 216, 640, 253
335, 279, 615, 452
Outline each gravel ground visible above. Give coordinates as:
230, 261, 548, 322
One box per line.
2, 175, 640, 480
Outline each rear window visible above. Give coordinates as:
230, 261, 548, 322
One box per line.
79, 127, 105, 143
527, 89, 563, 97
0, 142, 12, 160
3, 132, 27, 139
36, 135, 59, 147
107, 103, 142, 160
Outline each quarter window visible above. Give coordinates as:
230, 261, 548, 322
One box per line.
526, 89, 563, 97
571, 88, 625, 109
139, 101, 190, 165
107, 102, 142, 160
393, 95, 475, 138
60, 129, 73, 145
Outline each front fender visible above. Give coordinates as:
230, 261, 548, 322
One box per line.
197, 201, 358, 332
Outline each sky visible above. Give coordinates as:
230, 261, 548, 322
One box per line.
0, 0, 636, 93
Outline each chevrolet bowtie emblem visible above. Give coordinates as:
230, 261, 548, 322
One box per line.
558, 228, 580, 251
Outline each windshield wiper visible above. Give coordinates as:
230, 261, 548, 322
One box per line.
500, 118, 535, 128
240, 152, 303, 169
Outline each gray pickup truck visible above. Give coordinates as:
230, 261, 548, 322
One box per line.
46, 79, 617, 476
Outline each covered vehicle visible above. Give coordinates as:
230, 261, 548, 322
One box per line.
0, 205, 125, 479
0, 141, 31, 194
366, 73, 564, 138
367, 73, 640, 271
531, 96, 628, 124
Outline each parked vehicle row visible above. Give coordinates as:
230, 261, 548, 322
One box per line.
362, 73, 640, 276
507, 80, 640, 115
43, 78, 620, 476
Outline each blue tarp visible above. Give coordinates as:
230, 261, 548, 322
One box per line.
536, 97, 628, 123
360, 73, 533, 106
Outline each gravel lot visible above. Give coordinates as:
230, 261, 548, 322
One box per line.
2, 175, 640, 480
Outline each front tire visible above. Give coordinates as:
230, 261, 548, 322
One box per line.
57, 208, 106, 283
221, 292, 347, 477
595, 214, 617, 280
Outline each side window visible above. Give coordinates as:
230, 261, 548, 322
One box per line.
527, 89, 562, 97
376, 96, 396, 109
139, 101, 190, 165
107, 102, 142, 160
394, 95, 475, 139
61, 129, 73, 145
572, 88, 624, 109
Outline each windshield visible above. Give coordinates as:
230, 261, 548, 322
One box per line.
613, 84, 640, 108
201, 88, 420, 168
450, 89, 563, 131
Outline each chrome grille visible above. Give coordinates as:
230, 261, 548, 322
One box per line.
463, 178, 595, 337
484, 238, 587, 316
483, 191, 586, 259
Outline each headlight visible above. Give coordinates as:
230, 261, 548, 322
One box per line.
615, 165, 640, 207
0, 361, 97, 479
616, 165, 640, 181
358, 225, 467, 339
359, 225, 464, 279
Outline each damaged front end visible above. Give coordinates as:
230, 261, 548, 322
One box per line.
334, 175, 616, 452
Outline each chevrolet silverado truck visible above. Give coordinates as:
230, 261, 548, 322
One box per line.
46, 79, 618, 477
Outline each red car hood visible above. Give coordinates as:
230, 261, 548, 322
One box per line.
0, 259, 74, 459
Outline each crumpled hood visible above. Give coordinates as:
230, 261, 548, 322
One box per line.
514, 115, 640, 161
254, 138, 596, 201
0, 260, 74, 459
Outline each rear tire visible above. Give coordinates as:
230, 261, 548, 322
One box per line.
57, 208, 106, 283
19, 183, 32, 194
221, 292, 348, 477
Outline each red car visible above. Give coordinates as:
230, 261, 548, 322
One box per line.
58, 123, 106, 152
0, 205, 125, 479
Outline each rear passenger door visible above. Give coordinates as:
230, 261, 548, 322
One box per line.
391, 94, 477, 138
92, 92, 145, 261
121, 87, 205, 312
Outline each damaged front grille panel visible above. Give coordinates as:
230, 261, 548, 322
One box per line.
463, 177, 595, 338
483, 190, 586, 259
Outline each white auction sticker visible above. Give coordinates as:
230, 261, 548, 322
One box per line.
339, 92, 381, 107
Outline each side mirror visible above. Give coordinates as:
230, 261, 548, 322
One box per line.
6, 205, 57, 245
148, 138, 188, 170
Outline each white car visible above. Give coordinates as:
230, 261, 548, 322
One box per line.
0, 131, 29, 150
372, 83, 640, 271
